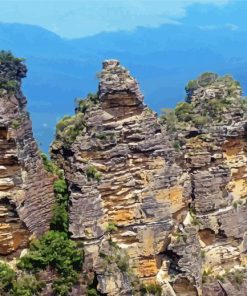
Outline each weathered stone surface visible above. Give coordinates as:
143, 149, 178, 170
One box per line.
0, 58, 54, 257
173, 73, 247, 295
51, 66, 247, 295
99, 59, 144, 119
51, 60, 190, 295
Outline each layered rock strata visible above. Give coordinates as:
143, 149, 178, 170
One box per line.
51, 60, 191, 295
0, 56, 54, 257
169, 73, 247, 296
51, 64, 247, 295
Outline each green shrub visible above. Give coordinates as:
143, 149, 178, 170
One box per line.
163, 72, 244, 132
50, 203, 69, 233
185, 79, 198, 91
176, 105, 191, 120
233, 270, 244, 285
99, 241, 132, 276
0, 263, 42, 296
192, 115, 209, 126
18, 231, 83, 295
86, 166, 102, 182
12, 274, 43, 296
50, 178, 69, 233
10, 119, 21, 129
52, 276, 77, 296
189, 208, 202, 226
174, 232, 188, 243
175, 102, 193, 122
55, 92, 99, 146
87, 288, 99, 296
202, 268, 214, 283
173, 140, 181, 151
105, 222, 118, 233
40, 153, 63, 178
140, 283, 162, 296
0, 80, 19, 92
76, 93, 99, 113
55, 116, 73, 133
0, 262, 15, 293
56, 113, 86, 144
0, 50, 25, 63
95, 132, 115, 141
117, 252, 129, 272
216, 274, 225, 282
218, 75, 240, 95
206, 98, 229, 118
53, 179, 67, 195
17, 156, 83, 295
19, 231, 83, 274
43, 158, 69, 234
161, 108, 177, 132
76, 100, 90, 114
76, 92, 99, 114
100, 245, 130, 274
95, 132, 107, 140
241, 99, 247, 115
87, 274, 100, 296
197, 72, 217, 87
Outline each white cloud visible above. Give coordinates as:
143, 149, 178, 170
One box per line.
199, 23, 239, 31
0, 0, 231, 38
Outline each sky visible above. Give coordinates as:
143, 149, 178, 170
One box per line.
0, 0, 232, 38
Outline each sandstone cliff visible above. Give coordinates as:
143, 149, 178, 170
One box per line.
167, 72, 247, 296
51, 63, 247, 296
51, 60, 192, 295
1, 53, 247, 296
0, 52, 54, 258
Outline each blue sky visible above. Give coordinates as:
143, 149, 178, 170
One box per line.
0, 0, 232, 38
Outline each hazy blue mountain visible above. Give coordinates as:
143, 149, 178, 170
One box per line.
0, 21, 247, 151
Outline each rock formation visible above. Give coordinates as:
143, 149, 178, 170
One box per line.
0, 53, 54, 258
51, 64, 247, 296
51, 60, 192, 295
2, 54, 247, 296
165, 72, 247, 296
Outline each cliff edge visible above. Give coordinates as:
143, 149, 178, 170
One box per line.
0, 51, 55, 257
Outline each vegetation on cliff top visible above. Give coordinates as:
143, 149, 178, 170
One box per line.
0, 50, 25, 63
161, 72, 246, 131
185, 72, 240, 93
0, 50, 25, 93
55, 92, 99, 145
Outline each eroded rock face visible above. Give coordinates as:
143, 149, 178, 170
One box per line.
51, 60, 191, 295
170, 73, 247, 295
51, 65, 247, 295
0, 58, 54, 257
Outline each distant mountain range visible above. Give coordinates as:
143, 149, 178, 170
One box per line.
0, 22, 247, 150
